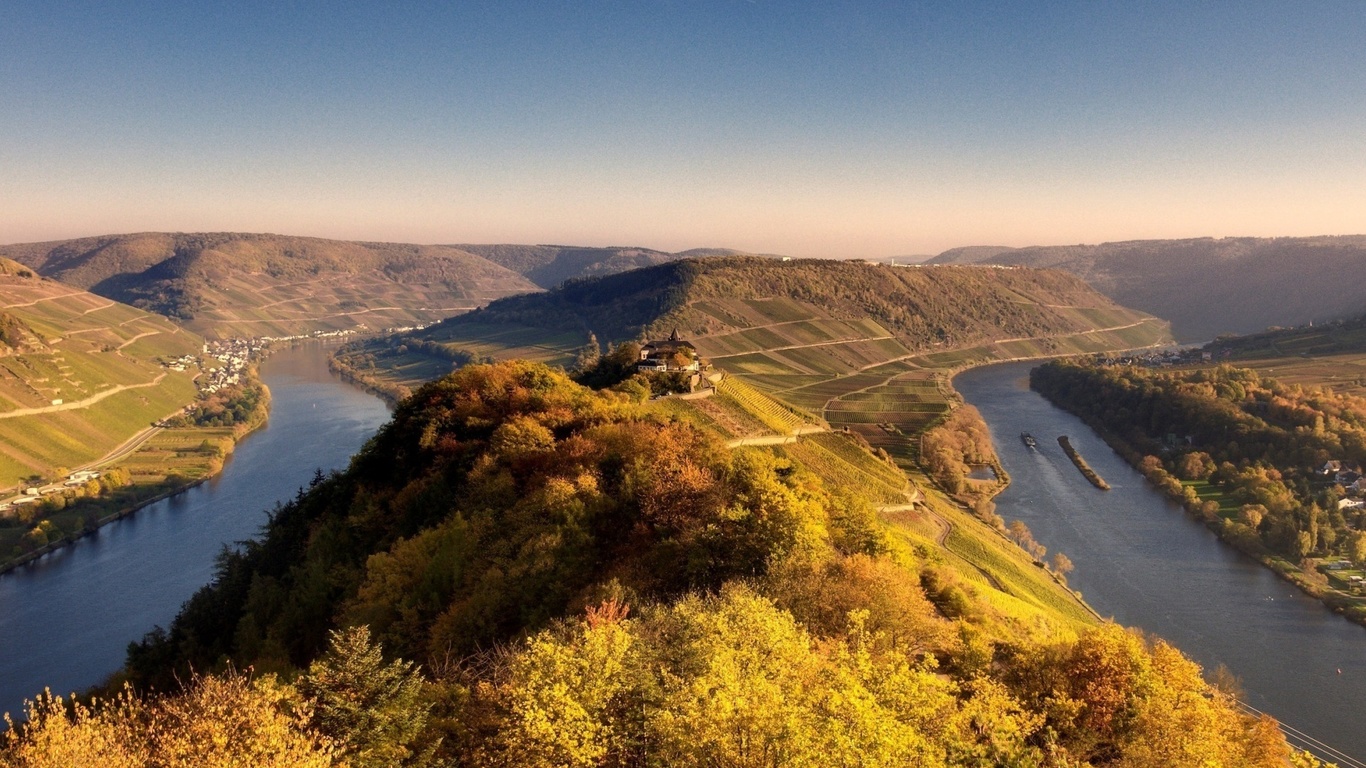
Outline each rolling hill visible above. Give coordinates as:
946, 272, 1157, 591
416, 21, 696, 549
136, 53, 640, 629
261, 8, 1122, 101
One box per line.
929, 235, 1366, 342
0, 233, 541, 339
451, 243, 780, 288
337, 257, 1172, 470
0, 257, 204, 487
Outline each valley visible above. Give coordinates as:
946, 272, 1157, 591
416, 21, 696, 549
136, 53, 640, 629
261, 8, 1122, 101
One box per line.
1, 240, 1355, 765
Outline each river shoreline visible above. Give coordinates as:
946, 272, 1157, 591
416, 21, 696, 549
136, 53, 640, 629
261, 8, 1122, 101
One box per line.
953, 354, 1366, 626
0, 377, 274, 573
955, 359, 1366, 762
0, 343, 393, 716
1032, 382, 1366, 631
0, 337, 372, 577
0, 400, 270, 577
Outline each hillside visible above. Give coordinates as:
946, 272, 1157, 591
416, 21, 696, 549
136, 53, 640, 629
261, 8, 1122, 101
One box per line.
0, 258, 203, 486
929, 235, 1366, 342
99, 360, 1297, 767
340, 257, 1171, 468
0, 233, 540, 339
452, 243, 779, 288
1152, 314, 1366, 400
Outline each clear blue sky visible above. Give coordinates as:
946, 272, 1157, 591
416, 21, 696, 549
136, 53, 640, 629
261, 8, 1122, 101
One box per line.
3, 1, 1365, 257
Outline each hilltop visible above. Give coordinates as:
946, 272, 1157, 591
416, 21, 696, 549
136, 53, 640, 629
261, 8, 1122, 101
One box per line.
929, 235, 1366, 342
0, 232, 540, 339
451, 243, 780, 288
440, 256, 1161, 348
334, 257, 1171, 470
0, 257, 203, 486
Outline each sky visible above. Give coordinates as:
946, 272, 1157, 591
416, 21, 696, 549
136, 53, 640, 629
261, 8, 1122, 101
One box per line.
2, 1, 1365, 258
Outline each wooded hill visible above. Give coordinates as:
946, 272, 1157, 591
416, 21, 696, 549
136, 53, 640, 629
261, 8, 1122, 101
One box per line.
341, 257, 1170, 470
86, 360, 1299, 767
451, 244, 776, 289
0, 233, 539, 339
0, 257, 203, 486
929, 235, 1366, 342
423, 257, 1167, 352
0, 234, 785, 339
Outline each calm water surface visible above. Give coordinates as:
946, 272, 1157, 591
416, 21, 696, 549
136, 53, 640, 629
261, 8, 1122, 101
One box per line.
956, 361, 1366, 761
0, 343, 389, 716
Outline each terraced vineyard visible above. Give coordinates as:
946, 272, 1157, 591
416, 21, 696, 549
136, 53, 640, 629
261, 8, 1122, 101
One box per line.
680, 294, 1166, 458
822, 373, 953, 469
2, 233, 540, 340
771, 432, 910, 504
713, 376, 822, 435
0, 264, 204, 486
345, 261, 1171, 493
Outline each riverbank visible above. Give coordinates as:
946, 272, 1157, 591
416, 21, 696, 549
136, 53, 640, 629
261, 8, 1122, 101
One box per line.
0, 383, 271, 575
1031, 375, 1366, 630
954, 360, 1366, 762
0, 334, 371, 572
328, 352, 409, 405
0, 343, 394, 716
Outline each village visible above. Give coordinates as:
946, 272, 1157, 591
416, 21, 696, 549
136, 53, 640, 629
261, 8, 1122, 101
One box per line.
1311, 460, 1366, 593
164, 329, 365, 397
1095, 347, 1226, 368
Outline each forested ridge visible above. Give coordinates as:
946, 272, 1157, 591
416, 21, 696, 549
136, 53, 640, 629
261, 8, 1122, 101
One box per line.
450, 244, 771, 289
0, 361, 1313, 766
438, 256, 1149, 349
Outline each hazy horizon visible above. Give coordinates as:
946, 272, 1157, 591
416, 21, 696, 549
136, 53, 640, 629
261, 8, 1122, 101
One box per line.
5, 1, 1365, 259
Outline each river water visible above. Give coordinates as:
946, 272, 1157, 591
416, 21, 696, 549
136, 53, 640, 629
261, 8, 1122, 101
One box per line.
0, 343, 390, 716
956, 361, 1366, 762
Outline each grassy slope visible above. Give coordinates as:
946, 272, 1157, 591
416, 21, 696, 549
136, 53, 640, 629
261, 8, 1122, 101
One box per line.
931, 234, 1366, 342
0, 262, 204, 486
643, 388, 1095, 631
0, 233, 540, 339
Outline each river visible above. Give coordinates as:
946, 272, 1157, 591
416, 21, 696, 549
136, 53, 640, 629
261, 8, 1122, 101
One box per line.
956, 361, 1366, 763
0, 343, 390, 716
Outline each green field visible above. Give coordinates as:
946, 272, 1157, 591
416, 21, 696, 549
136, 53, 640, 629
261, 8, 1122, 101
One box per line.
1182, 479, 1240, 518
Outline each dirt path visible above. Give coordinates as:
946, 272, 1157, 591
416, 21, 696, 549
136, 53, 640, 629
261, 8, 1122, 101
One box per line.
0, 374, 168, 420
116, 331, 161, 350
723, 424, 829, 448
1, 291, 87, 309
